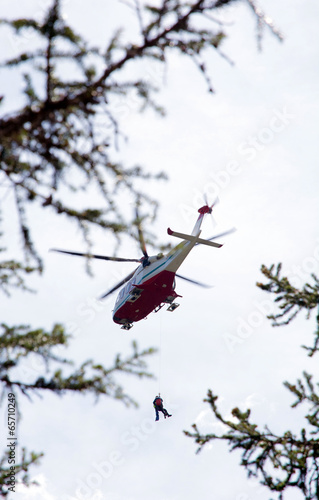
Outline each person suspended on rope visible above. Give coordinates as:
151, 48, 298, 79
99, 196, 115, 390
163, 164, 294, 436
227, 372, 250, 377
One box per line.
153, 395, 172, 421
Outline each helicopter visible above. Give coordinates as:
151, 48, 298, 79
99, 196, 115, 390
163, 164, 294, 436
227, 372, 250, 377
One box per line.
51, 202, 234, 330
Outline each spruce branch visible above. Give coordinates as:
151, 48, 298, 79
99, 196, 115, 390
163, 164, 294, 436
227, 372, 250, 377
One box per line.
0, 0, 282, 279
185, 389, 319, 499
0, 324, 156, 407
257, 264, 319, 356
284, 372, 319, 435
0, 447, 43, 497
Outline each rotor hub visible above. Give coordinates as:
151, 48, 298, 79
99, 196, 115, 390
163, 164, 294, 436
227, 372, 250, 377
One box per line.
198, 205, 212, 215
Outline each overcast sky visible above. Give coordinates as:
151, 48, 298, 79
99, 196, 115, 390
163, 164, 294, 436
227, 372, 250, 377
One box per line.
1, 1, 319, 499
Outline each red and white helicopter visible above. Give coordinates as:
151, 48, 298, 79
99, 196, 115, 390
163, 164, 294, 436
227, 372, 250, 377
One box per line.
51, 203, 233, 330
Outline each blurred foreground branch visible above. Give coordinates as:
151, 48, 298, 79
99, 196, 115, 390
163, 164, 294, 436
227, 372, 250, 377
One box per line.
185, 265, 319, 499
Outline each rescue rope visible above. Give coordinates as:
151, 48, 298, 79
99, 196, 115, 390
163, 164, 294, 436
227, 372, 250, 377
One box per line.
158, 313, 163, 395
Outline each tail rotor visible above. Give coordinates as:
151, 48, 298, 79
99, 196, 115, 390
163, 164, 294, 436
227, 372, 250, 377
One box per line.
202, 195, 219, 227
204, 194, 219, 213
198, 195, 236, 245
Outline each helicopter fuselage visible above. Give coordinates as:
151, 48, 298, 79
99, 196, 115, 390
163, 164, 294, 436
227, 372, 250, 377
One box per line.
51, 205, 226, 330
112, 235, 199, 328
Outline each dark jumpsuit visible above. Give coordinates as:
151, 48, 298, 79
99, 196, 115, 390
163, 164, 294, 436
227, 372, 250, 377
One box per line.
153, 396, 171, 421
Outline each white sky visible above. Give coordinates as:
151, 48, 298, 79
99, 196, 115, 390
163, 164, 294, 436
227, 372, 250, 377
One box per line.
1, 0, 319, 499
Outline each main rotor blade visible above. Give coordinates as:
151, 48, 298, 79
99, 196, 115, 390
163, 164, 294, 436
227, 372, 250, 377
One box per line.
99, 269, 136, 300
175, 273, 212, 288
206, 227, 236, 241
50, 249, 141, 263
135, 204, 148, 259
195, 227, 236, 246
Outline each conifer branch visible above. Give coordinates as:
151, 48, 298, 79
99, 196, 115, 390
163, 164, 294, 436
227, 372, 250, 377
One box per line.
0, 324, 156, 406
0, 447, 43, 498
185, 389, 319, 498
257, 264, 319, 356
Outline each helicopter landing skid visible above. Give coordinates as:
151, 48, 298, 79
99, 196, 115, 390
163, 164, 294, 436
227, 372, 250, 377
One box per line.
121, 323, 133, 330
154, 303, 165, 313
167, 302, 180, 312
